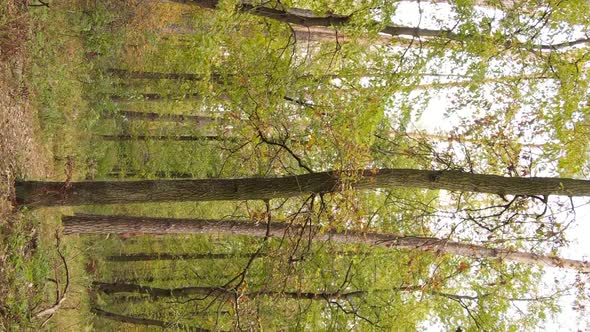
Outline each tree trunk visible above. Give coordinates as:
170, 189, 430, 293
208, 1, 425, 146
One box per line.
107, 252, 258, 262
103, 110, 217, 126
94, 281, 367, 301
65, 214, 590, 272
93, 281, 523, 303
106, 250, 365, 262
177, 0, 589, 50
107, 68, 223, 83
16, 168, 590, 207
110, 92, 201, 102
100, 134, 225, 142
106, 167, 195, 179
91, 307, 210, 331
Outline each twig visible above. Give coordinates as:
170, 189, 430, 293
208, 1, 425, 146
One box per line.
36, 231, 70, 324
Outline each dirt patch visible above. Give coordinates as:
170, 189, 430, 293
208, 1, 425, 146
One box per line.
0, 0, 49, 220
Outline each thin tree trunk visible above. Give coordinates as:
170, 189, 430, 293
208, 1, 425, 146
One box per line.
94, 281, 367, 301
15, 168, 590, 207
107, 68, 223, 83
106, 168, 195, 179
91, 307, 211, 331
100, 134, 226, 142
93, 281, 530, 303
385, 130, 544, 149
413, 74, 552, 91
107, 252, 258, 262
177, 0, 589, 50
103, 110, 217, 126
106, 250, 367, 262
110, 93, 201, 102
65, 214, 590, 272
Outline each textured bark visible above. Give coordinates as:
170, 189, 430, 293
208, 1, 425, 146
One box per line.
16, 168, 590, 207
177, 0, 589, 50
91, 307, 210, 331
65, 214, 590, 272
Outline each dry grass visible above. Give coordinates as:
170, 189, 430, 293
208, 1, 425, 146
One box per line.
0, 0, 28, 61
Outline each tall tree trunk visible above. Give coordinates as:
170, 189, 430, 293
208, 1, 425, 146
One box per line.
91, 307, 210, 331
65, 214, 590, 272
106, 167, 195, 179
110, 92, 201, 102
94, 281, 367, 301
103, 110, 217, 126
100, 134, 226, 142
16, 168, 590, 207
94, 281, 518, 303
176, 0, 589, 50
107, 68, 223, 83
107, 252, 259, 262
106, 250, 366, 262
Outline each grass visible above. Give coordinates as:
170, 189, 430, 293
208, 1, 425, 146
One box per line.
0, 210, 47, 330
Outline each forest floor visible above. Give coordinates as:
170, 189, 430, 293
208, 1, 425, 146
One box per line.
0, 0, 48, 220
0, 0, 49, 329
0, 0, 89, 330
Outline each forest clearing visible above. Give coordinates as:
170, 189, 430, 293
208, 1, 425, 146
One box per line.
1, 0, 590, 330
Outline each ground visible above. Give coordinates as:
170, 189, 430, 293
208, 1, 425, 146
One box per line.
0, 0, 71, 329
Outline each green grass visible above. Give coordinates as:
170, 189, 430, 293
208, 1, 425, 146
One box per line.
0, 211, 48, 331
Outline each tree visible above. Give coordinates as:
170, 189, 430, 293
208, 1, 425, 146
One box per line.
109, 92, 202, 102
175, 0, 590, 50
103, 110, 216, 125
100, 134, 225, 142
15, 168, 590, 207
91, 307, 211, 331
63, 214, 590, 272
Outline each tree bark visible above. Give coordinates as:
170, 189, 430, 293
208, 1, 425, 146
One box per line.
16, 168, 590, 207
177, 0, 589, 50
91, 307, 211, 331
65, 214, 590, 272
